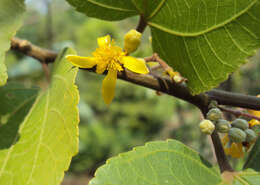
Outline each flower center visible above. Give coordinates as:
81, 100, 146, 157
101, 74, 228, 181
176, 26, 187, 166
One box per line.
93, 42, 125, 72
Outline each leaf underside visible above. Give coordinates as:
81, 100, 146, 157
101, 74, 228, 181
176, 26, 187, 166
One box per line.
0, 0, 26, 86
0, 48, 79, 185
66, 0, 260, 94
89, 139, 221, 185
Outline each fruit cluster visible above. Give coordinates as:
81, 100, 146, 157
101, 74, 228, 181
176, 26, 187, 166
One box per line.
200, 103, 258, 143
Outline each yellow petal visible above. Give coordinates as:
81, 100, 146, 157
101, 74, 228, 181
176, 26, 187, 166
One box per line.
66, 55, 96, 68
122, 56, 149, 74
102, 69, 117, 105
229, 143, 244, 158
98, 35, 111, 47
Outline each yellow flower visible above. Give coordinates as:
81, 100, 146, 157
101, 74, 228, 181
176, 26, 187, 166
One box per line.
249, 119, 260, 127
222, 134, 244, 158
66, 35, 149, 105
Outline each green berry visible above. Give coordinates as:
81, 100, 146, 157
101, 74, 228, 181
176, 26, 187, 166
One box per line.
245, 129, 257, 142
228, 128, 246, 143
232, 119, 249, 130
206, 108, 222, 121
216, 119, 231, 133
208, 101, 218, 109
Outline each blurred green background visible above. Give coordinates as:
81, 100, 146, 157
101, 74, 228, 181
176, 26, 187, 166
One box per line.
5, 0, 260, 184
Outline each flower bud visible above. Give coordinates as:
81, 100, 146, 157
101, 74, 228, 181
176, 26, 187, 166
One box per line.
199, 119, 215, 135
216, 119, 231, 133
206, 108, 222, 121
228, 128, 246, 143
232, 119, 249, 130
124, 29, 142, 54
245, 129, 257, 142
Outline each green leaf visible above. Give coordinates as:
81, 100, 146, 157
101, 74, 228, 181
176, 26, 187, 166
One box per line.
0, 83, 38, 149
221, 169, 260, 185
66, 0, 138, 21
236, 170, 260, 185
0, 0, 26, 86
244, 137, 260, 171
89, 139, 221, 185
0, 48, 79, 185
149, 0, 260, 94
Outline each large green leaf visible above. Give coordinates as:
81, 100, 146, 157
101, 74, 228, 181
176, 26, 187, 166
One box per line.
0, 0, 26, 86
149, 0, 260, 94
90, 139, 221, 185
222, 169, 260, 185
66, 0, 138, 21
0, 83, 38, 149
235, 170, 260, 185
243, 137, 260, 171
0, 48, 79, 185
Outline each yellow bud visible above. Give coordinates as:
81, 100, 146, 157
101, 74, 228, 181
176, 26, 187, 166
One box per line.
199, 119, 215, 135
173, 75, 182, 83
124, 29, 142, 54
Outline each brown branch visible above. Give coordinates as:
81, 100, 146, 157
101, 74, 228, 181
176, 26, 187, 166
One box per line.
11, 37, 57, 63
219, 106, 260, 121
211, 131, 234, 172
10, 37, 260, 111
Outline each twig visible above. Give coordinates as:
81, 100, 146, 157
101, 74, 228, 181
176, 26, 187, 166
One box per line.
10, 37, 260, 111
136, 15, 147, 33
219, 106, 260, 121
144, 53, 186, 83
211, 131, 234, 172
11, 37, 57, 63
41, 62, 51, 83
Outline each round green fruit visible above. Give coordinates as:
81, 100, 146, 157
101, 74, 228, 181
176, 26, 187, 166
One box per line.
206, 108, 222, 121
245, 129, 257, 142
228, 128, 246, 143
232, 119, 249, 130
216, 119, 231, 133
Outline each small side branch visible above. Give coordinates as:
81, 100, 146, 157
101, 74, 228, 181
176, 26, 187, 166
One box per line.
219, 106, 260, 121
11, 37, 57, 63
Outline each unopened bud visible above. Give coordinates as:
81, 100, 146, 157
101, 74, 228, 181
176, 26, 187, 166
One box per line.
206, 108, 222, 121
124, 29, 142, 54
173, 75, 182, 83
199, 119, 215, 135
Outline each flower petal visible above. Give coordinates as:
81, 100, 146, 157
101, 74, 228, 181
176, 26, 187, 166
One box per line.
66, 55, 96, 68
102, 69, 117, 105
229, 143, 244, 158
122, 56, 149, 74
98, 35, 111, 47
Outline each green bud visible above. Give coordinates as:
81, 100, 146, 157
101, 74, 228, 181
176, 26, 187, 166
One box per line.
232, 119, 249, 130
199, 119, 215, 135
215, 119, 231, 133
206, 108, 222, 121
228, 128, 246, 143
245, 129, 257, 142
208, 101, 218, 109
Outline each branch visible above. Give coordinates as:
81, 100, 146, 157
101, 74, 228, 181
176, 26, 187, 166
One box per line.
11, 37, 57, 63
10, 37, 260, 111
136, 15, 147, 33
219, 106, 260, 121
